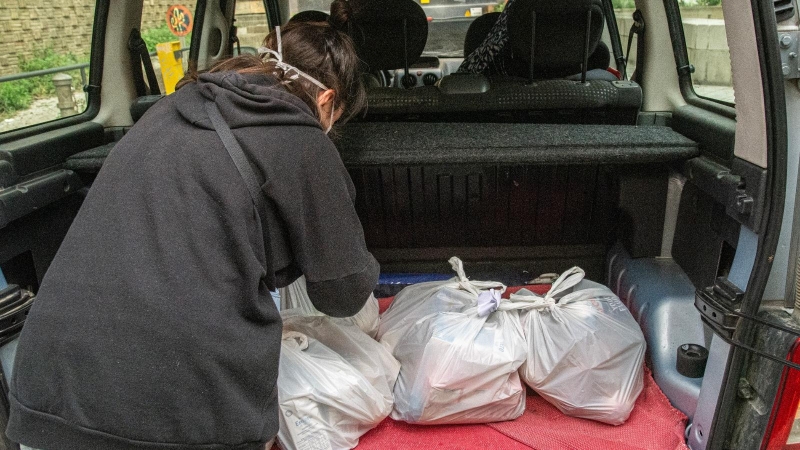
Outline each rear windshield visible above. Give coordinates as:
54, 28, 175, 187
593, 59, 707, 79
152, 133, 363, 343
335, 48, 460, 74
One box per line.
292, 0, 505, 58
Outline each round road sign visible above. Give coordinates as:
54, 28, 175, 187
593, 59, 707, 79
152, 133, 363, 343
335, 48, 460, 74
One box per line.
166, 5, 193, 37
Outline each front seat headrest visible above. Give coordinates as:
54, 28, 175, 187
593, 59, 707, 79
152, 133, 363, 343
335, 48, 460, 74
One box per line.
289, 10, 330, 23
346, 0, 428, 71
588, 41, 610, 70
463, 12, 501, 57
507, 0, 604, 79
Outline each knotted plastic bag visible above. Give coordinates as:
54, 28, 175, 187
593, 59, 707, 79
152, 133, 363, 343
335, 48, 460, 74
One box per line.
507, 267, 646, 425
377, 257, 527, 425
279, 275, 380, 337
277, 315, 399, 450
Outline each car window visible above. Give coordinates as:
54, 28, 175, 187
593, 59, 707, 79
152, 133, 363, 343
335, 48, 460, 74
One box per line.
291, 0, 503, 58
615, 1, 733, 105
233, 2, 270, 53
421, 0, 500, 57
676, 1, 734, 104
0, 3, 96, 133
613, 1, 637, 80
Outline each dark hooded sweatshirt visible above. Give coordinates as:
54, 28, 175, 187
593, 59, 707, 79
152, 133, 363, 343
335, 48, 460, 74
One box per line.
5, 72, 379, 449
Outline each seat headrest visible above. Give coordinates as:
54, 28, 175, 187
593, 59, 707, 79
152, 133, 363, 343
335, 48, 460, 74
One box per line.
347, 0, 428, 71
289, 10, 330, 23
507, 0, 604, 79
589, 41, 610, 70
463, 12, 501, 57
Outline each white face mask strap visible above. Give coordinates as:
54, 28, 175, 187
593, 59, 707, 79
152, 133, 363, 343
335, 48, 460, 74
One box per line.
276, 25, 282, 56
325, 102, 335, 134
257, 26, 329, 92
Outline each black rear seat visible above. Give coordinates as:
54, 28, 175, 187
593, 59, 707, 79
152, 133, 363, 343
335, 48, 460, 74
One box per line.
362, 76, 640, 124
358, 0, 640, 124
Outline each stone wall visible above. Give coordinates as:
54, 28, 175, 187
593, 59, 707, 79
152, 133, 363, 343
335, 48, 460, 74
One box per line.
0, 0, 179, 76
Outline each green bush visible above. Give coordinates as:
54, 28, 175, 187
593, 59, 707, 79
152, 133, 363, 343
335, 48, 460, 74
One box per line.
141, 25, 191, 53
18, 48, 82, 97
0, 81, 33, 115
611, 0, 636, 8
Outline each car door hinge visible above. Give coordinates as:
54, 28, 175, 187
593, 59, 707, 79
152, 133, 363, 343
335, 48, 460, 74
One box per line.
779, 31, 800, 79
684, 157, 767, 232
695, 277, 744, 338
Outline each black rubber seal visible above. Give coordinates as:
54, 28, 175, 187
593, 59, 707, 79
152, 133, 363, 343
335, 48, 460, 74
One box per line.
677, 343, 709, 378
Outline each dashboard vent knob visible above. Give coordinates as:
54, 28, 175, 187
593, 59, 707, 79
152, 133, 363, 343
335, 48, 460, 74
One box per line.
401, 74, 417, 89
422, 73, 438, 86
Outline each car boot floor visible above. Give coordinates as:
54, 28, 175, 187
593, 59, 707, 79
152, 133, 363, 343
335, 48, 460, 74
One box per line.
268, 366, 688, 450
357, 366, 688, 450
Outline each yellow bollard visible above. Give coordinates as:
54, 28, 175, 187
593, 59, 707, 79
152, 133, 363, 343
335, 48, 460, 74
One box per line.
156, 41, 184, 95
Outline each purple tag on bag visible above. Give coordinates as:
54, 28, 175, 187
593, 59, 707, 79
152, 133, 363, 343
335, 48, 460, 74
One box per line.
477, 289, 501, 317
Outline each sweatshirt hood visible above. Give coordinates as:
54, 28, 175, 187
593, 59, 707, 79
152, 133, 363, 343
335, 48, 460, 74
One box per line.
176, 71, 323, 131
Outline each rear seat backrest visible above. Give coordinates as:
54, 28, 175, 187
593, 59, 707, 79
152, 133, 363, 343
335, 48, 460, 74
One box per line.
361, 78, 642, 124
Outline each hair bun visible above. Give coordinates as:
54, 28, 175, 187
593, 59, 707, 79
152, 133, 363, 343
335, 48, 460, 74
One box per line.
329, 0, 353, 30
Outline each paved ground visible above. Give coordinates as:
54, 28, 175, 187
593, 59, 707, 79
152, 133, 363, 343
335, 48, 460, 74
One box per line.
694, 84, 735, 104
0, 97, 60, 133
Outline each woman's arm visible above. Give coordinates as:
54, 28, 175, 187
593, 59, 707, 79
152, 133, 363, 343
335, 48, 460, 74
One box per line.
265, 129, 379, 317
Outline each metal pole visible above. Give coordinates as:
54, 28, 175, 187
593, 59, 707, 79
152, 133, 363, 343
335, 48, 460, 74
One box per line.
581, 10, 592, 84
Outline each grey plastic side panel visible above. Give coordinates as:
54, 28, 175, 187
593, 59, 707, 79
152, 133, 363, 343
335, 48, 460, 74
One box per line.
607, 242, 705, 418
661, 172, 687, 257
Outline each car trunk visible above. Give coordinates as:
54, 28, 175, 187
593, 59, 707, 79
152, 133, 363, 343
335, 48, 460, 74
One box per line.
331, 118, 711, 423
1, 0, 793, 447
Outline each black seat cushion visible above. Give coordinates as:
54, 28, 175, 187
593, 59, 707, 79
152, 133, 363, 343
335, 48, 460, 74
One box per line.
130, 95, 164, 122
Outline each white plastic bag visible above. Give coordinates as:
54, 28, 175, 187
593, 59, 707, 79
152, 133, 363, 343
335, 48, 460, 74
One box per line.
276, 316, 399, 450
282, 313, 400, 404
377, 257, 527, 425
507, 267, 646, 425
279, 275, 380, 337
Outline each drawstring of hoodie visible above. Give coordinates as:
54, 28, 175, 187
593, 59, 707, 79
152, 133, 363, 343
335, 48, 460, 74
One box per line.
258, 26, 335, 134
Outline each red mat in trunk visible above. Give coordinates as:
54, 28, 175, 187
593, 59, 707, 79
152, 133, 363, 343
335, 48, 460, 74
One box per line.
354, 367, 687, 450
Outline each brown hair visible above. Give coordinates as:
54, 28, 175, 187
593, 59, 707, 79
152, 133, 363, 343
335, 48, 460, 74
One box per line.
178, 10, 365, 125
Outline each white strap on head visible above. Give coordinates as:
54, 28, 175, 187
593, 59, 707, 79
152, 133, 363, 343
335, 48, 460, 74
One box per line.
258, 26, 329, 91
